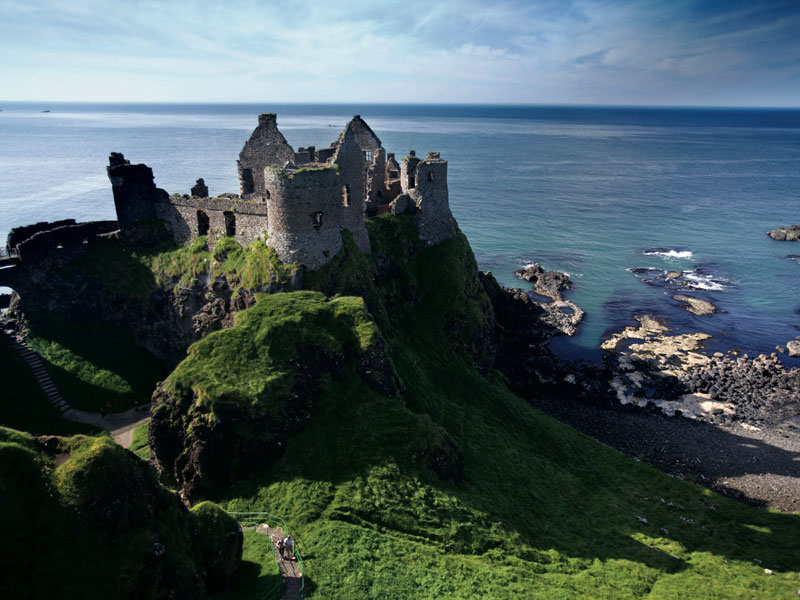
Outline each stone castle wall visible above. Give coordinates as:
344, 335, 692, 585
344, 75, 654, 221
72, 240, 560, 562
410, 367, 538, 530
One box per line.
157, 195, 269, 247
104, 114, 454, 271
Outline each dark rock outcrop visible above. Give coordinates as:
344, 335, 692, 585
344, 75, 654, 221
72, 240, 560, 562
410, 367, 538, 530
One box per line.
514, 264, 571, 300
512, 264, 585, 336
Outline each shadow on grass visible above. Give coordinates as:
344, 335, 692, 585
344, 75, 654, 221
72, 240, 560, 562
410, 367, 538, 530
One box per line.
25, 312, 168, 413
0, 332, 99, 436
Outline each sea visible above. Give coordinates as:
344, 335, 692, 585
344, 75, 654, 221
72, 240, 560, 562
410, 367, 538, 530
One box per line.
1, 102, 799, 364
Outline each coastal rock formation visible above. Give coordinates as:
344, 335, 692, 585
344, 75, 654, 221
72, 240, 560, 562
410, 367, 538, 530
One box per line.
513, 264, 585, 336
787, 340, 800, 357
600, 315, 800, 429
673, 294, 717, 316
514, 264, 571, 299
767, 225, 800, 241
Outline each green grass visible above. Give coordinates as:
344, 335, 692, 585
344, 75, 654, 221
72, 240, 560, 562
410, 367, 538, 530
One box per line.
144, 235, 298, 294
0, 427, 241, 599
7, 214, 800, 598
214, 530, 282, 599
25, 313, 168, 413
163, 291, 380, 415
0, 333, 98, 436
130, 419, 150, 459
210, 215, 800, 599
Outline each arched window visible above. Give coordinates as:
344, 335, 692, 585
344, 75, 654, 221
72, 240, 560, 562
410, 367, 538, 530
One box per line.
311, 211, 323, 230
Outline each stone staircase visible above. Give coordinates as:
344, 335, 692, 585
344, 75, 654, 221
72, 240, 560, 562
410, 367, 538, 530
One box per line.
6, 332, 71, 414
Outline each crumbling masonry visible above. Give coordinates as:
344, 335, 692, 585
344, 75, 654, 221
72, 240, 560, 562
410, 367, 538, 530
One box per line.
107, 114, 456, 270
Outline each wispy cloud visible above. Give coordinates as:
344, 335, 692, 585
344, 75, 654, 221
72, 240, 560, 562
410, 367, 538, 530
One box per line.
1, 0, 798, 105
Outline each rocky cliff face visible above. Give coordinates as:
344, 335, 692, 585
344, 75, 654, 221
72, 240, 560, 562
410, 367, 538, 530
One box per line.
7, 227, 299, 367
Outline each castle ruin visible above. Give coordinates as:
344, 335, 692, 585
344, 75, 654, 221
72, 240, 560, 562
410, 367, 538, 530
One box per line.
107, 114, 456, 270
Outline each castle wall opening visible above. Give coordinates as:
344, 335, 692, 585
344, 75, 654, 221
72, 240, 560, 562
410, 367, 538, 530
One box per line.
197, 210, 210, 236
342, 185, 350, 207
224, 211, 236, 237
240, 168, 255, 195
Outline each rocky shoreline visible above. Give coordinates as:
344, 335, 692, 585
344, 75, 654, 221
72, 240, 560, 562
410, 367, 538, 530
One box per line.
505, 262, 800, 512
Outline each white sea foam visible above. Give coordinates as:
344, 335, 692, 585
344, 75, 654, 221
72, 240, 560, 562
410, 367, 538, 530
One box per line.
682, 271, 731, 291
642, 249, 693, 259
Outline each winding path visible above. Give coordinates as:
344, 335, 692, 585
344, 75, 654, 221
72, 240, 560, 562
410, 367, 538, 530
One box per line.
253, 523, 303, 599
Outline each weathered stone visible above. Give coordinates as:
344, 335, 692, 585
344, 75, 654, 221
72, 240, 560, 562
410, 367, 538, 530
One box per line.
105, 114, 456, 271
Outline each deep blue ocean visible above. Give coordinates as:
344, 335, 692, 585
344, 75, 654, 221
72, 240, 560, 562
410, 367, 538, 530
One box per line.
1, 102, 798, 363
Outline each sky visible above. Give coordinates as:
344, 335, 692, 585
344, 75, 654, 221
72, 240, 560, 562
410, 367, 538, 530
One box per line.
1, 0, 799, 107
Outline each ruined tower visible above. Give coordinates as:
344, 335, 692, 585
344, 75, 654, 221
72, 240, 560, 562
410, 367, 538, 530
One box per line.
106, 152, 168, 229
106, 113, 455, 271
237, 113, 296, 200
400, 151, 456, 246
263, 126, 369, 270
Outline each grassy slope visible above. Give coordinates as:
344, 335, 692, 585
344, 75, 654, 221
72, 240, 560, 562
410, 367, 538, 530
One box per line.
0, 333, 98, 435
5, 221, 799, 597
0, 428, 240, 599
215, 216, 800, 599
130, 419, 151, 459
22, 234, 293, 414
26, 313, 167, 413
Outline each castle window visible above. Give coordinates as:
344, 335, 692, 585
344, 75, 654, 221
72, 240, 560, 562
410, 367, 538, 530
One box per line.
311, 211, 323, 230
408, 175, 416, 189
197, 210, 210, 236
342, 185, 350, 207
427, 171, 434, 182
364, 150, 372, 162
224, 211, 236, 237
389, 170, 399, 179
241, 168, 255, 195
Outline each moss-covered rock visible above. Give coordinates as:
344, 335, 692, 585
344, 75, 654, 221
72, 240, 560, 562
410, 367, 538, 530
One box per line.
150, 291, 402, 501
0, 427, 241, 599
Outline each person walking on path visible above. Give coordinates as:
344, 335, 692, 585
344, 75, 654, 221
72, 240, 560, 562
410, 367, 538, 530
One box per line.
282, 535, 294, 561
277, 537, 285, 559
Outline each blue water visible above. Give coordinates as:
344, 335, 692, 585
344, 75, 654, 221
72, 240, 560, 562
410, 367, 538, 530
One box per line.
1, 102, 799, 362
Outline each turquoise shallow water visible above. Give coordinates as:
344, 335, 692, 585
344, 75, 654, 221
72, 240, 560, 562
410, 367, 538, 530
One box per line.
1, 103, 798, 362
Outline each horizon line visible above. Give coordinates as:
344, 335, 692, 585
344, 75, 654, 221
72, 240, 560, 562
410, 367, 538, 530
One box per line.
1, 100, 799, 111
